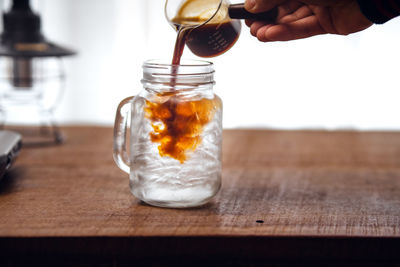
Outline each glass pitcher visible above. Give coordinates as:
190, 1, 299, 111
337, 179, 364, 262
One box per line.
165, 0, 278, 58
165, 0, 241, 58
113, 60, 222, 208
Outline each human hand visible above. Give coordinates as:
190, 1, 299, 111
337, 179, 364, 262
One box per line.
244, 0, 373, 42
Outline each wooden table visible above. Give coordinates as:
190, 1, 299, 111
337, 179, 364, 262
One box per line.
1, 127, 400, 265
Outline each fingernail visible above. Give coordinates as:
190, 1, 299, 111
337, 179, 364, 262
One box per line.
245, 0, 256, 11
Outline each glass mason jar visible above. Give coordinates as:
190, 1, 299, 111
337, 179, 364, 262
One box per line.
113, 60, 222, 208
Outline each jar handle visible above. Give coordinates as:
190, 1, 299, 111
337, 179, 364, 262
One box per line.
113, 96, 134, 174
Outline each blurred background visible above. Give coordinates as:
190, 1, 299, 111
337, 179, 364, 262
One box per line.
1, 0, 400, 130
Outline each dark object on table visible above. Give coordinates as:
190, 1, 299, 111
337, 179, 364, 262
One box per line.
0, 130, 21, 180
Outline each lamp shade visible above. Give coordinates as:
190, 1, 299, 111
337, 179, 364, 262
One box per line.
0, 0, 76, 58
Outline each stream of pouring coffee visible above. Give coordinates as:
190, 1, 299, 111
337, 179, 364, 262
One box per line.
172, 26, 190, 65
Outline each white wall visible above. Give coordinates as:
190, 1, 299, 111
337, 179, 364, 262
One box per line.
11, 0, 400, 129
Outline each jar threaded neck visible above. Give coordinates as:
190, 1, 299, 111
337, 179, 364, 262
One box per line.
141, 59, 215, 92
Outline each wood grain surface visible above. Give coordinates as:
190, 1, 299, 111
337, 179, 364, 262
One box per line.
1, 127, 400, 261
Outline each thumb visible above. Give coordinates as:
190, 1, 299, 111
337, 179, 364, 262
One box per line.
245, 0, 286, 13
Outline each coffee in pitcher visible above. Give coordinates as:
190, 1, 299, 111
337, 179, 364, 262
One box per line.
170, 0, 241, 63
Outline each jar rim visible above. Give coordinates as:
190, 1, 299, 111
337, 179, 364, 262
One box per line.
143, 59, 213, 68
141, 59, 215, 92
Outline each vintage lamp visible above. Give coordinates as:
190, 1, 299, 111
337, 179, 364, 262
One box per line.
0, 0, 76, 145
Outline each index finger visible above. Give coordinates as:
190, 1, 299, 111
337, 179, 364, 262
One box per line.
256, 15, 325, 42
